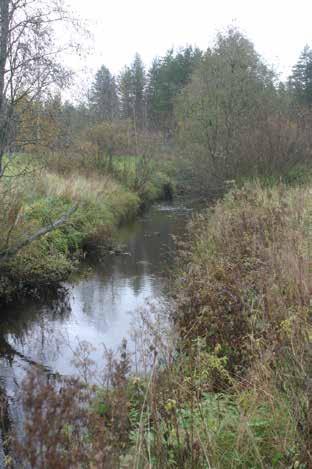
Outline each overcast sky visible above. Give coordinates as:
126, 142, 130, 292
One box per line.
68, 0, 312, 82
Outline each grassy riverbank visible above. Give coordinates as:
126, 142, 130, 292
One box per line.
162, 181, 312, 467
0, 157, 173, 304
116, 180, 312, 467
99, 180, 311, 468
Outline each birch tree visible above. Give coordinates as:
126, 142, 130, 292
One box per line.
0, 0, 82, 260
0, 0, 81, 176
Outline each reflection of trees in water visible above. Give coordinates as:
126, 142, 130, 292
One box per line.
74, 271, 124, 326
0, 341, 59, 465
0, 298, 68, 464
79, 208, 187, 313
0, 289, 72, 462
0, 288, 71, 340
91, 210, 182, 297
0, 383, 12, 463
0, 208, 187, 374
0, 287, 72, 367
129, 272, 144, 296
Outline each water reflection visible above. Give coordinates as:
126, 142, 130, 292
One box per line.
0, 203, 190, 383
0, 202, 192, 465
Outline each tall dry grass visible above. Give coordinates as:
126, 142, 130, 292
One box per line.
171, 182, 312, 466
38, 170, 122, 204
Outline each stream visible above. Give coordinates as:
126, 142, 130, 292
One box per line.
0, 201, 193, 460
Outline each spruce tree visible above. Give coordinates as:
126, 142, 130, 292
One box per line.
289, 45, 312, 105
118, 54, 146, 129
146, 47, 202, 134
89, 65, 119, 121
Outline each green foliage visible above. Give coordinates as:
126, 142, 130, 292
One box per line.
89, 65, 119, 121
0, 152, 173, 303
146, 391, 296, 468
289, 45, 312, 105
283, 165, 312, 186
119, 53, 146, 128
175, 28, 280, 192
109, 154, 174, 204
0, 168, 142, 302
146, 46, 202, 132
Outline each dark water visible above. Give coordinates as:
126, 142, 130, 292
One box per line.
0, 202, 193, 458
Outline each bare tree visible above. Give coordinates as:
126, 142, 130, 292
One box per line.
0, 0, 82, 259
175, 29, 277, 194
0, 0, 81, 176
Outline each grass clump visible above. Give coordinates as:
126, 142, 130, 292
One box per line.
111, 155, 175, 205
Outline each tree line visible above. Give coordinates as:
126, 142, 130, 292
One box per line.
86, 37, 312, 132
87, 48, 202, 134
2, 0, 312, 187
40, 31, 312, 192
1, 0, 312, 181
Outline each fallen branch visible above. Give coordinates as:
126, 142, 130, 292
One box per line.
0, 203, 78, 264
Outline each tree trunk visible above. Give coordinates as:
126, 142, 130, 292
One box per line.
0, 0, 9, 176
108, 147, 113, 171
0, 203, 78, 264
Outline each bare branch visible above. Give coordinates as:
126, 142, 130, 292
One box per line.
0, 203, 78, 263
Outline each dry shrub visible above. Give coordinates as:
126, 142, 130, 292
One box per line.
236, 108, 312, 179
174, 182, 312, 465
11, 373, 122, 468
175, 183, 312, 373
10, 340, 135, 469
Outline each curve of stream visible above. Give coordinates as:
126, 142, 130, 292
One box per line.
0, 201, 193, 460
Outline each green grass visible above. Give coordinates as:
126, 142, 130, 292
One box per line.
148, 391, 296, 468
0, 150, 175, 302
110, 154, 175, 203
9, 178, 312, 467
0, 168, 140, 301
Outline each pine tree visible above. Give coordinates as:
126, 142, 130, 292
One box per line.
131, 53, 146, 128
119, 66, 133, 120
118, 54, 146, 128
89, 65, 119, 121
289, 45, 312, 105
146, 47, 202, 134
